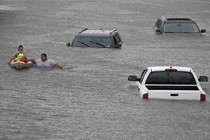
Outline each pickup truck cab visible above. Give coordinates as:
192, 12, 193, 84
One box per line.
128, 66, 208, 101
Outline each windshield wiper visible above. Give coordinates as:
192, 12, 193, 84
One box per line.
90, 41, 106, 48
78, 41, 90, 47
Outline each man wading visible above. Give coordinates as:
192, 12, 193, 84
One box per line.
30, 53, 63, 69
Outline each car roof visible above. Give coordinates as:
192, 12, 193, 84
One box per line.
78, 28, 117, 36
147, 66, 193, 72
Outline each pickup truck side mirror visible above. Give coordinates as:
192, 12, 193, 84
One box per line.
128, 75, 139, 81
198, 76, 208, 82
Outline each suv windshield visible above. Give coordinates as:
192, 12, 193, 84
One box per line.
146, 71, 196, 84
72, 36, 112, 48
163, 22, 199, 33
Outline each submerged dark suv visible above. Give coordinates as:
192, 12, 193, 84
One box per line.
154, 17, 206, 35
67, 28, 123, 48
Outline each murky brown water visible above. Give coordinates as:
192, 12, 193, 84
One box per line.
1, 0, 210, 139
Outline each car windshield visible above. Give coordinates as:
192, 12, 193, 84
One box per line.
72, 36, 112, 47
146, 71, 196, 84
163, 22, 199, 33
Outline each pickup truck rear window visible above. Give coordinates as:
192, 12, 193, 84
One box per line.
146, 86, 199, 90
146, 71, 196, 84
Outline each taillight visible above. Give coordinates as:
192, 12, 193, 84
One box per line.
143, 93, 149, 99
200, 93, 206, 101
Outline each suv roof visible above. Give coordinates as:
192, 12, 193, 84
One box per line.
162, 17, 195, 23
78, 28, 118, 36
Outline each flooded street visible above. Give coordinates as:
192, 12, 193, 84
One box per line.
1, 0, 210, 139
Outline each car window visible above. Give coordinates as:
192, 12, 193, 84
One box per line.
140, 69, 148, 83
146, 71, 196, 84
113, 33, 121, 45
113, 36, 117, 45
163, 22, 199, 33
72, 36, 112, 47
155, 19, 162, 28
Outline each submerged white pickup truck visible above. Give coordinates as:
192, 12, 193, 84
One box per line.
128, 66, 208, 101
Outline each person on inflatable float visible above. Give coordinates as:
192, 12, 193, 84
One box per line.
8, 45, 28, 63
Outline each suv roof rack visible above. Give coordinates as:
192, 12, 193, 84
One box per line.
79, 28, 88, 34
166, 18, 191, 21
110, 29, 117, 35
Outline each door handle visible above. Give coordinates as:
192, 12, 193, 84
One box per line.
170, 94, 178, 96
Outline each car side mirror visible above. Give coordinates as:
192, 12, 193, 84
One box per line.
200, 29, 206, 33
198, 76, 208, 82
128, 75, 139, 81
66, 42, 71, 47
116, 42, 123, 48
155, 29, 161, 32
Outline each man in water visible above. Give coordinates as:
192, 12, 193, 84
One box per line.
30, 53, 63, 69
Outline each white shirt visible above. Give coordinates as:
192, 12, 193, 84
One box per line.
35, 59, 57, 68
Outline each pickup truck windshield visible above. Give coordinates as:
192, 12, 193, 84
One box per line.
146, 71, 196, 84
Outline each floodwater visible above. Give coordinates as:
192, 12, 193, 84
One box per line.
1, 0, 210, 139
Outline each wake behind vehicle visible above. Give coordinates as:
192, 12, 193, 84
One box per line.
67, 28, 123, 48
154, 17, 206, 35
128, 66, 208, 101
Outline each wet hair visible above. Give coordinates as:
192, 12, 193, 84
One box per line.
18, 45, 23, 48
41, 53, 47, 57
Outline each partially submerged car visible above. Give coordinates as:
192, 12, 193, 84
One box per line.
128, 66, 208, 101
67, 28, 123, 48
154, 17, 206, 35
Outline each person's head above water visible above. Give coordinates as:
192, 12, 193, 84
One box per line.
18, 45, 24, 51
40, 53, 48, 62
